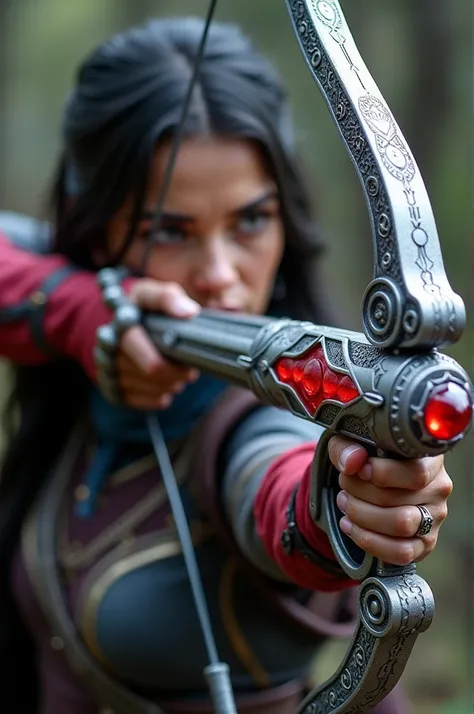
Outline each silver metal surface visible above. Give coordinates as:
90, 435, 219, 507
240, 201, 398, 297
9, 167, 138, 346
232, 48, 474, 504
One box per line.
285, 0, 465, 349
414, 505, 434, 537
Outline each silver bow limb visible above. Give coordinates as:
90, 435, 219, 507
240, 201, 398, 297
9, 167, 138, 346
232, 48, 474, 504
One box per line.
286, 0, 464, 352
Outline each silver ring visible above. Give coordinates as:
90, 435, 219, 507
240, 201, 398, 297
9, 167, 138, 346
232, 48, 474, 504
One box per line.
415, 505, 434, 537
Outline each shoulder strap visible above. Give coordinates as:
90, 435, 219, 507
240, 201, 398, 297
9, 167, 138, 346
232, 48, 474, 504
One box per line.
191, 387, 357, 640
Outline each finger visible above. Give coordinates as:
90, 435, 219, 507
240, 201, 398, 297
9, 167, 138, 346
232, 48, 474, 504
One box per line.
338, 518, 428, 566
119, 375, 189, 399
118, 336, 199, 381
338, 474, 420, 509
327, 436, 369, 476
129, 280, 200, 317
355, 455, 444, 491
336, 490, 440, 538
120, 325, 166, 374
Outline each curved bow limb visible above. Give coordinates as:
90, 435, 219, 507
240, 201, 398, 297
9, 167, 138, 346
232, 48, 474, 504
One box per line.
296, 563, 434, 714
285, 0, 465, 350
297, 429, 435, 713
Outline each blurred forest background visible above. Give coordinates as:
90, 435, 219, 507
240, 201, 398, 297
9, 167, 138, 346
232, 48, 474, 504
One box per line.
0, 1, 471, 713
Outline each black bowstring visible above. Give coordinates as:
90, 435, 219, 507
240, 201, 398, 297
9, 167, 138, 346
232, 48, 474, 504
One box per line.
140, 2, 238, 712
140, 0, 219, 275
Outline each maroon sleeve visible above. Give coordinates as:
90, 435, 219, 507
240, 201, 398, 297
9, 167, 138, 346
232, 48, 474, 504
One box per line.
0, 233, 135, 380
253, 443, 355, 592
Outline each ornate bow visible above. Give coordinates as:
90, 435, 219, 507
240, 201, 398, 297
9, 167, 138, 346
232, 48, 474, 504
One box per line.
136, 2, 468, 713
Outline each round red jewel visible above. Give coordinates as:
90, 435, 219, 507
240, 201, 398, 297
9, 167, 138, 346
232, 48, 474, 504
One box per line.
423, 382, 472, 440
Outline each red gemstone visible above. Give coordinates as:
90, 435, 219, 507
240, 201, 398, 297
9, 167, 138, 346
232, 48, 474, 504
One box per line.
322, 368, 339, 398
338, 375, 359, 403
276, 358, 293, 383
302, 358, 323, 396
423, 382, 472, 440
292, 361, 305, 383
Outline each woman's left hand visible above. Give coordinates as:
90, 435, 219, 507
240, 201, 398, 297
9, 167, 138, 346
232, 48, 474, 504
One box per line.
328, 435, 453, 566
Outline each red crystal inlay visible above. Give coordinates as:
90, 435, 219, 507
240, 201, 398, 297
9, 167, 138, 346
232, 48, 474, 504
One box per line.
423, 382, 472, 441
273, 342, 359, 415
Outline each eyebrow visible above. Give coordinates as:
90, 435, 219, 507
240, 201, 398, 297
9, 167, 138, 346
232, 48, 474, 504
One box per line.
140, 189, 279, 224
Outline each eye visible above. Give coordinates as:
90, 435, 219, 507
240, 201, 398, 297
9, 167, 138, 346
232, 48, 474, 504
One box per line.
140, 224, 188, 245
237, 209, 273, 236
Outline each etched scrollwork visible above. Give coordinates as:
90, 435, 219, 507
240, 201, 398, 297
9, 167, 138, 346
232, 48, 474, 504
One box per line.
288, 0, 465, 349
296, 573, 434, 714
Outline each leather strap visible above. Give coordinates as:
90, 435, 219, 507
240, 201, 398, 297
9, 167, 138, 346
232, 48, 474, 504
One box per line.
0, 264, 77, 356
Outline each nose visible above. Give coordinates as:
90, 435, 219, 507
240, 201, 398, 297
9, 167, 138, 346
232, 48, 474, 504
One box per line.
192, 237, 239, 297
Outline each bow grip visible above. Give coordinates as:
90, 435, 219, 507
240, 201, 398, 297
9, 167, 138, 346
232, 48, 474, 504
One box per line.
308, 429, 404, 580
308, 428, 372, 580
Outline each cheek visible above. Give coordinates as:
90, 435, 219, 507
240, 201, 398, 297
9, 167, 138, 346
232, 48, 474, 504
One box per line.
242, 227, 284, 301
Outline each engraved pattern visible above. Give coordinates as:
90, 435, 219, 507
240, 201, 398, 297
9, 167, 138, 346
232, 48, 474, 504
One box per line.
289, 0, 459, 349
290, 0, 402, 287
348, 342, 384, 369
298, 573, 432, 714
317, 403, 341, 425
339, 415, 371, 441
388, 353, 440, 457
324, 338, 345, 368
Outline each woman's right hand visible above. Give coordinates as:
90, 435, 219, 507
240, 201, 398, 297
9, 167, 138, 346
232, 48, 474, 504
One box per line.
116, 279, 201, 410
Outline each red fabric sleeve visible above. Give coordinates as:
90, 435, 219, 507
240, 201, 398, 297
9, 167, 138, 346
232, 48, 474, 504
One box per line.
254, 442, 355, 592
0, 233, 135, 380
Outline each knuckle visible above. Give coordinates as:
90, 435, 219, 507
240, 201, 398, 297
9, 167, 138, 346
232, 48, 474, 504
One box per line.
411, 459, 431, 489
395, 508, 416, 537
422, 534, 437, 555
437, 503, 448, 523
437, 473, 453, 500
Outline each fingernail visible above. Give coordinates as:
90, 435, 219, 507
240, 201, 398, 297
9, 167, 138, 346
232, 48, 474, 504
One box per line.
187, 369, 200, 382
340, 446, 359, 470
358, 463, 372, 481
340, 517, 352, 535
172, 295, 200, 316
337, 491, 348, 514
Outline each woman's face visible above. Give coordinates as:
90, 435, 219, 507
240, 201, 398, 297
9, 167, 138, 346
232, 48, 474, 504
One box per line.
107, 136, 285, 314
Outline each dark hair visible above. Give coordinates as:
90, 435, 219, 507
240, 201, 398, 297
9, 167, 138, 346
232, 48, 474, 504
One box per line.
52, 16, 331, 321
0, 17, 337, 707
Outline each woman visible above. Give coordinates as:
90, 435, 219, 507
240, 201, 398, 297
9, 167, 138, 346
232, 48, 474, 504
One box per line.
0, 16, 450, 714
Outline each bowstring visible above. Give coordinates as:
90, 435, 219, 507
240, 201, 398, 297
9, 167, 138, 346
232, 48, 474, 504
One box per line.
140, 0, 219, 274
